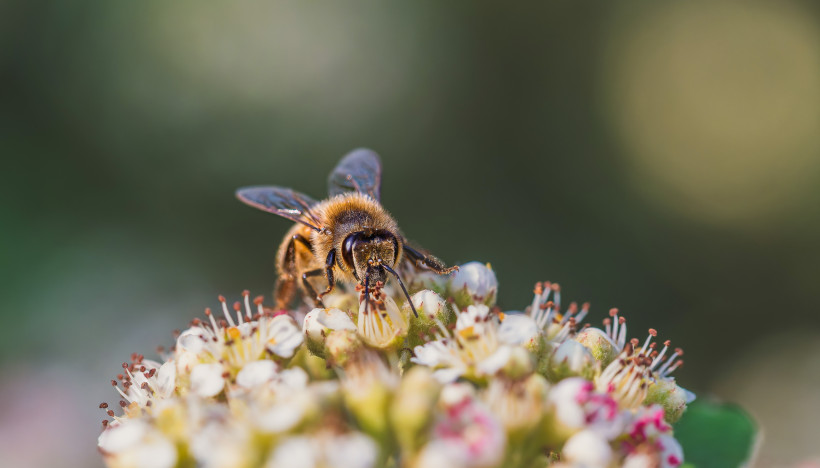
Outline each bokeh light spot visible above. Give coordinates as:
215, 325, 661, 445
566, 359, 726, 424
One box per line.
602, 0, 820, 226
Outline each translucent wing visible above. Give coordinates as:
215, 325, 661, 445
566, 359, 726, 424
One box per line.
236, 186, 323, 231
327, 148, 382, 201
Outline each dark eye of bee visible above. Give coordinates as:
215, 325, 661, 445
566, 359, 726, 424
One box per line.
342, 233, 362, 270
341, 231, 399, 271
386, 232, 399, 263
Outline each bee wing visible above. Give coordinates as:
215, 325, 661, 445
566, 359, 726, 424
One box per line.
327, 148, 382, 201
236, 186, 324, 232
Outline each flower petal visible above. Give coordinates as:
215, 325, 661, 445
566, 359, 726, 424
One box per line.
156, 361, 177, 398
236, 360, 277, 389
98, 420, 148, 454
563, 429, 613, 466
476, 345, 513, 376
190, 363, 225, 397
497, 313, 540, 346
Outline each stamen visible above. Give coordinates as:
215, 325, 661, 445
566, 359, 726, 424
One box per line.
560, 302, 578, 325
640, 329, 657, 354
610, 309, 619, 342
657, 348, 682, 375
253, 295, 265, 316
531, 282, 543, 315
575, 302, 590, 324
243, 291, 253, 319
617, 317, 628, 349
551, 283, 561, 309
233, 301, 243, 325
666, 360, 683, 374
219, 295, 237, 328
650, 340, 671, 370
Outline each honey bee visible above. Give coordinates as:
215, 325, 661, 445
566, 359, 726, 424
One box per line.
236, 149, 458, 316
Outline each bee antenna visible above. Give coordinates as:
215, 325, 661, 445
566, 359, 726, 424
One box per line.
383, 264, 417, 318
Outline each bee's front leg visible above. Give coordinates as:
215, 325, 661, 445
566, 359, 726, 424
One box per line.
403, 244, 459, 275
301, 268, 325, 307
302, 251, 336, 307
317, 250, 336, 303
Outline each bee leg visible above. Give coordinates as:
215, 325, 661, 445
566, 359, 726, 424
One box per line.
276, 234, 313, 309
274, 277, 296, 311
403, 244, 459, 275
302, 268, 326, 307
317, 250, 336, 303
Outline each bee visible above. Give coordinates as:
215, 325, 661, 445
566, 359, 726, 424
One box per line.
236, 149, 458, 316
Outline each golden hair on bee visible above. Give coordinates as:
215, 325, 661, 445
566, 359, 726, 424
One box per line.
236, 149, 457, 316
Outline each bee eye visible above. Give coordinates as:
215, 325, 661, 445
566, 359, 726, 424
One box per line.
391, 235, 400, 263
342, 233, 361, 270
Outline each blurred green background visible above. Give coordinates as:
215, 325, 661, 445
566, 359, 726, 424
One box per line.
2, 1, 820, 466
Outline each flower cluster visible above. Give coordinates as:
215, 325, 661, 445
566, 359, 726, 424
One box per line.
98, 262, 693, 468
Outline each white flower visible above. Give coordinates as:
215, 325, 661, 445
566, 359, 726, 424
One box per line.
412, 339, 468, 383
547, 377, 624, 440
416, 384, 505, 468
526, 281, 589, 343
356, 287, 408, 349
266, 432, 379, 468
268, 366, 310, 393
412, 305, 516, 382
251, 374, 326, 434
235, 359, 278, 390
253, 395, 313, 433
267, 436, 316, 468
597, 349, 652, 410
496, 313, 540, 350
549, 339, 596, 379
483, 374, 549, 433
247, 369, 335, 435
620, 406, 684, 468
575, 326, 618, 366
657, 434, 684, 468
408, 289, 449, 320
266, 315, 304, 358
190, 363, 225, 398
303, 307, 357, 355
96, 271, 697, 468
98, 419, 177, 468
562, 429, 613, 468
448, 261, 498, 308
190, 419, 254, 468
324, 432, 380, 468
623, 404, 673, 443
390, 366, 442, 453
175, 293, 303, 376
109, 358, 177, 412
340, 351, 399, 438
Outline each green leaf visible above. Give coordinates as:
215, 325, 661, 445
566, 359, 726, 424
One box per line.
674, 399, 758, 468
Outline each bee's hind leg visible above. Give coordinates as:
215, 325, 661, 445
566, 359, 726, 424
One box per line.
274, 276, 297, 311
403, 244, 459, 275
275, 233, 312, 310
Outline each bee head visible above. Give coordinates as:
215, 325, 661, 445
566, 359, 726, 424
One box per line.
341, 229, 399, 284
340, 229, 419, 318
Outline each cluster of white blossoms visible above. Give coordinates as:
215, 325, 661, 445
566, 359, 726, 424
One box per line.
98, 262, 694, 468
